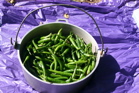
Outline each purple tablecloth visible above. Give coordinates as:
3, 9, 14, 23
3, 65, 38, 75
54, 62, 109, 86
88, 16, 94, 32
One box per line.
0, 0, 139, 93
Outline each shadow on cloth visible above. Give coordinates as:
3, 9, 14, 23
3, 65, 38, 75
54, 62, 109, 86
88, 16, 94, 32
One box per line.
79, 54, 120, 93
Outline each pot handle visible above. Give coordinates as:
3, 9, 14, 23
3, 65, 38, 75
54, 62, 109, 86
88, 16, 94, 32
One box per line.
12, 4, 107, 55
56, 19, 68, 23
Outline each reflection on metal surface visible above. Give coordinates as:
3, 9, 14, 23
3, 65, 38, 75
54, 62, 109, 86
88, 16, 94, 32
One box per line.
64, 14, 70, 19
39, 22, 43, 25
6, 0, 16, 4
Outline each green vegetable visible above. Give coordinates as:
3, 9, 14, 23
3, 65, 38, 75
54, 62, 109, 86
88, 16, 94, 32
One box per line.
47, 77, 66, 83
67, 60, 87, 65
69, 37, 80, 50
49, 69, 72, 76
23, 28, 96, 83
38, 38, 51, 44
23, 55, 30, 65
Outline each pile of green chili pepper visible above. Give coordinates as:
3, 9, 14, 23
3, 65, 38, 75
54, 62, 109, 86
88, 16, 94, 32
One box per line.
23, 28, 96, 83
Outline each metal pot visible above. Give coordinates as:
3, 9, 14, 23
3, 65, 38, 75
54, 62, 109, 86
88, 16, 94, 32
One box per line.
13, 4, 105, 93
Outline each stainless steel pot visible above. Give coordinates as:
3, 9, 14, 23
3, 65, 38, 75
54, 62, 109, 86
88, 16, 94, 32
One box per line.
13, 4, 105, 93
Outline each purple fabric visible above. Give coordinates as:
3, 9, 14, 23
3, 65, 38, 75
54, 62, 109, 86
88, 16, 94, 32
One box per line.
0, 0, 139, 93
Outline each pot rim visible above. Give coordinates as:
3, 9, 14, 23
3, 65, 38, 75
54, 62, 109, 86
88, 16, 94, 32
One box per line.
18, 22, 100, 86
